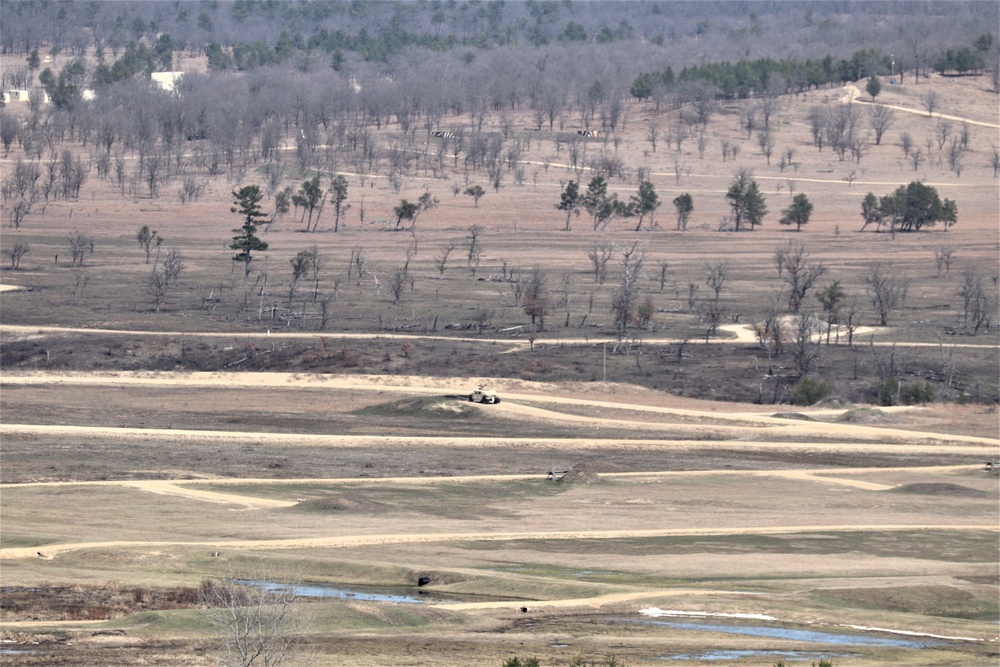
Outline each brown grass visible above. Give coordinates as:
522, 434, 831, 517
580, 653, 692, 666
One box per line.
1, 72, 998, 666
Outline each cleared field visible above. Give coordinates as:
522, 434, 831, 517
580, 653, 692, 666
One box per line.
1, 60, 998, 665
0, 372, 997, 666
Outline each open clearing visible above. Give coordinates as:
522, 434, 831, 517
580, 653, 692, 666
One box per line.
1, 58, 998, 665
1, 371, 998, 666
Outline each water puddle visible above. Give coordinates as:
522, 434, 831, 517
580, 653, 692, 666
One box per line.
629, 619, 941, 648
661, 650, 851, 662
240, 580, 502, 604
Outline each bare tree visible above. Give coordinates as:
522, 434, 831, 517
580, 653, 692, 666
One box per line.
5, 240, 29, 269
775, 243, 826, 313
137, 225, 162, 264
163, 248, 184, 287
806, 106, 827, 151
756, 128, 774, 165
934, 121, 952, 150
868, 105, 894, 145
922, 90, 939, 117
657, 260, 669, 293
148, 250, 181, 311
865, 264, 907, 326
899, 132, 913, 158
522, 266, 550, 328
202, 563, 312, 667
646, 121, 659, 152
465, 225, 483, 275
68, 231, 94, 267
933, 246, 954, 276
946, 138, 964, 176
960, 268, 994, 334
148, 266, 169, 311
610, 242, 645, 337
791, 311, 821, 373
389, 265, 409, 305
586, 242, 615, 284
990, 144, 1000, 178
705, 261, 729, 303
434, 241, 456, 278
3, 158, 39, 229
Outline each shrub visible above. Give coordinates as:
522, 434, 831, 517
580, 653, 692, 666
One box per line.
793, 375, 831, 405
876, 378, 899, 406
902, 381, 936, 405
503, 659, 540, 667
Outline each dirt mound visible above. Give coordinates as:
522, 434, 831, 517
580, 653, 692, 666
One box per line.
294, 494, 387, 512
352, 396, 476, 420
835, 407, 901, 425
813, 396, 853, 409
551, 470, 604, 485
891, 483, 989, 498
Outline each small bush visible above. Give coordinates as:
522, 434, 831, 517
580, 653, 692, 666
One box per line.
503, 658, 540, 667
902, 381, 936, 405
875, 378, 899, 406
793, 376, 831, 405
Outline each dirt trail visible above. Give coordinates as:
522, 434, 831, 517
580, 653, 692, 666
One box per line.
3, 371, 997, 446
123, 480, 298, 509
3, 323, 996, 350
852, 98, 1000, 129
0, 465, 982, 509
2, 420, 994, 453
436, 588, 754, 611
5, 524, 995, 561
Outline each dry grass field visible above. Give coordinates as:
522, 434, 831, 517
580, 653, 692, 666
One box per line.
1, 68, 998, 666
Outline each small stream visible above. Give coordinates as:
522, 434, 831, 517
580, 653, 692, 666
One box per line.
240, 580, 502, 604
660, 650, 852, 662
628, 618, 942, 648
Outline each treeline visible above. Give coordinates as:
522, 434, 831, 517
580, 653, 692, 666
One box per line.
632, 36, 995, 102
2, 0, 995, 75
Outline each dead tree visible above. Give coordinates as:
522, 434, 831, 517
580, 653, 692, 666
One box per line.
776, 243, 826, 313
865, 264, 907, 326
68, 231, 94, 267
202, 561, 312, 667
5, 241, 29, 269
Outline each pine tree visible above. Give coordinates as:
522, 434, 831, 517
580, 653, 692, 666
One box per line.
230, 185, 269, 285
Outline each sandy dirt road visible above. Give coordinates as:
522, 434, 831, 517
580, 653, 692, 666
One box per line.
5, 524, 995, 561
0, 465, 983, 510
3, 322, 997, 350
3, 370, 998, 447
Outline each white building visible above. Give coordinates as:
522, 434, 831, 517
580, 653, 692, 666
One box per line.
151, 71, 184, 93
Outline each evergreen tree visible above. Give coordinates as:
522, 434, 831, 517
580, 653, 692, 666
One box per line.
866, 74, 881, 101
672, 193, 694, 231
556, 180, 581, 231
230, 185, 269, 285
779, 193, 814, 231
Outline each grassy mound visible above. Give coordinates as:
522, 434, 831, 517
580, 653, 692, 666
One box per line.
891, 483, 989, 498
835, 407, 901, 425
352, 396, 478, 420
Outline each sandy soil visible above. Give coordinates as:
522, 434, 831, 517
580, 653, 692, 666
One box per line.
3, 370, 997, 446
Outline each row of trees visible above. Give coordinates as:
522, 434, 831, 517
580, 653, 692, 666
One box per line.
555, 172, 954, 236
632, 33, 995, 103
